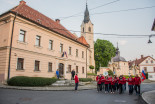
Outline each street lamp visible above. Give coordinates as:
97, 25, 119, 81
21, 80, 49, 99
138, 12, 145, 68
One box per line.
148, 34, 155, 44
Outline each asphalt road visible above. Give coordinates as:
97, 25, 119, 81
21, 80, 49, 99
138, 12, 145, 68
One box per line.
0, 83, 155, 104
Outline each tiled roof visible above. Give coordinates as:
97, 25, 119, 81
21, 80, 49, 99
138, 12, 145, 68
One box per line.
128, 56, 149, 67
6, 1, 89, 47
77, 36, 89, 46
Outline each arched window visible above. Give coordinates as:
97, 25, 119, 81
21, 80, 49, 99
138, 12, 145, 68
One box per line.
88, 27, 91, 32
83, 27, 84, 32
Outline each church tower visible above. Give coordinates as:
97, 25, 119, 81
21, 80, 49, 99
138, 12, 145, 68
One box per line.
81, 3, 95, 73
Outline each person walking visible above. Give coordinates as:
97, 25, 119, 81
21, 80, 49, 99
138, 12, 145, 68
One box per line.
134, 74, 141, 95
114, 75, 119, 92
118, 75, 125, 94
97, 75, 102, 92
71, 69, 75, 80
56, 69, 59, 79
127, 75, 134, 95
111, 77, 116, 93
122, 75, 126, 92
101, 75, 105, 91
104, 76, 109, 93
74, 74, 79, 91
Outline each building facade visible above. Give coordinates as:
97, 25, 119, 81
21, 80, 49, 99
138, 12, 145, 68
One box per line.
97, 44, 130, 76
109, 44, 130, 76
129, 55, 155, 80
81, 4, 95, 73
0, 1, 95, 82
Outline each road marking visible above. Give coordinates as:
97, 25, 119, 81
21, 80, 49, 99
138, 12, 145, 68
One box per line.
114, 100, 127, 103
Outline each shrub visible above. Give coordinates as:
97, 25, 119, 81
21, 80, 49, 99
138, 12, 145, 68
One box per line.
7, 76, 57, 87
89, 65, 94, 69
108, 70, 113, 76
79, 78, 92, 82
87, 73, 97, 76
123, 75, 135, 79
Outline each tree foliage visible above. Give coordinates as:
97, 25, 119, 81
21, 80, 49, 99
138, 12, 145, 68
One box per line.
94, 39, 116, 71
89, 65, 94, 69
108, 70, 114, 76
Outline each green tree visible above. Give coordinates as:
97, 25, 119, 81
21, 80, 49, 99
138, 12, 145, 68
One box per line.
94, 39, 116, 72
108, 70, 114, 76
89, 65, 95, 73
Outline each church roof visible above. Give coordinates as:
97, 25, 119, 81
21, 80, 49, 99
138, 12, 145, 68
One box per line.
1, 1, 89, 47
112, 43, 126, 62
77, 36, 89, 46
113, 55, 126, 62
84, 4, 90, 23
128, 56, 153, 67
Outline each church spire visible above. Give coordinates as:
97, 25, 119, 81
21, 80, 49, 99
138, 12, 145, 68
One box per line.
84, 3, 90, 23
116, 42, 120, 56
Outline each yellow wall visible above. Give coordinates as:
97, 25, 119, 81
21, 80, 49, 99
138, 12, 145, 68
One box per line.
0, 14, 88, 81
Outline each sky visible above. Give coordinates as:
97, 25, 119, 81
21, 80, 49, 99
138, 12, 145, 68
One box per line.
0, 0, 155, 61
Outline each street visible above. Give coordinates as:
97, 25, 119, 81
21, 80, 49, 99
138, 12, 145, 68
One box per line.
0, 83, 155, 104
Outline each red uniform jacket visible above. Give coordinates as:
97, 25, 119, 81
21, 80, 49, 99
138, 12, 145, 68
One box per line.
134, 77, 141, 85
104, 78, 110, 84
127, 78, 134, 85
101, 76, 105, 83
74, 75, 79, 83
123, 77, 126, 84
118, 77, 125, 84
97, 77, 102, 84
111, 79, 116, 85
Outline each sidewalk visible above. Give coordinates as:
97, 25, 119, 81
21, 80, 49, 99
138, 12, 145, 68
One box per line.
0, 83, 96, 91
142, 90, 155, 104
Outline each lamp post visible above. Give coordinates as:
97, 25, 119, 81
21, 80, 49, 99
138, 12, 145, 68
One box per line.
148, 34, 155, 44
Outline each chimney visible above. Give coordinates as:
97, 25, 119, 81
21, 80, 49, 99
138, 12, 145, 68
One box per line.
141, 55, 143, 59
20, 0, 26, 5
55, 19, 60, 24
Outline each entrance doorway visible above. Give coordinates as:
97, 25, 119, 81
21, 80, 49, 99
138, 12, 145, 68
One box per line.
59, 63, 64, 77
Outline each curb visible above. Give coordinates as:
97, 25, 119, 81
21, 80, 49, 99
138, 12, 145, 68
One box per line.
142, 90, 155, 104
0, 85, 96, 91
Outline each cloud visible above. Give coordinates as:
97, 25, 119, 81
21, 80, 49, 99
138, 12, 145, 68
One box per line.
118, 40, 128, 46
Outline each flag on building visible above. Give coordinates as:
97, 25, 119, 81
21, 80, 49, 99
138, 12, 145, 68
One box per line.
141, 70, 146, 81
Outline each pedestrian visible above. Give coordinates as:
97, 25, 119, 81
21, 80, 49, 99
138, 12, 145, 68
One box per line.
122, 75, 126, 92
111, 77, 116, 93
97, 75, 102, 92
118, 75, 125, 94
134, 74, 141, 95
71, 69, 75, 80
101, 75, 105, 91
108, 75, 112, 92
74, 74, 79, 91
114, 75, 119, 92
56, 69, 59, 79
127, 75, 134, 95
104, 76, 109, 93
96, 75, 99, 92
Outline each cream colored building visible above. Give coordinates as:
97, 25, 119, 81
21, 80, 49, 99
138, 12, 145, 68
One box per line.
0, 1, 95, 82
108, 45, 130, 76
81, 4, 95, 73
129, 55, 155, 80
97, 44, 130, 76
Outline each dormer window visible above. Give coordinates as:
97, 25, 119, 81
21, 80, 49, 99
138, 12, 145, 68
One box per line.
146, 60, 148, 63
